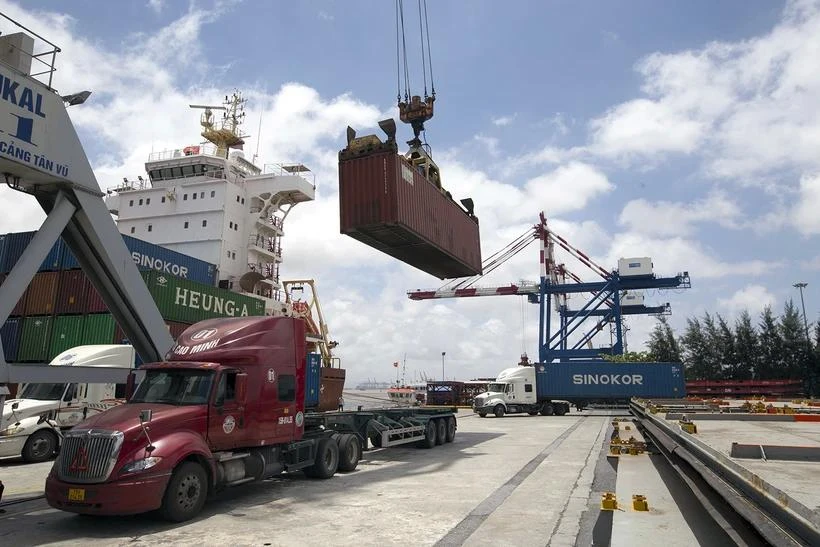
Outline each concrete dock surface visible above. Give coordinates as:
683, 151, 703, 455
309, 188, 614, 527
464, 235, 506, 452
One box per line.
1, 406, 816, 546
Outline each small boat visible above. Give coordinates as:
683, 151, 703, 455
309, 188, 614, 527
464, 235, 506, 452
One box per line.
387, 382, 426, 406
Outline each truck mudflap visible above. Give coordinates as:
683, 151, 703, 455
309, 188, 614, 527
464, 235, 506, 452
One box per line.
45, 470, 172, 516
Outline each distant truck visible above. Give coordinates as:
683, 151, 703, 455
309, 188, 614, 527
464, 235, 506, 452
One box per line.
45, 316, 457, 522
0, 345, 136, 462
473, 362, 685, 417
473, 366, 571, 417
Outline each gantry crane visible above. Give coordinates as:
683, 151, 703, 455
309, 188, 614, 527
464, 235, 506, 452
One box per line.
408, 212, 690, 363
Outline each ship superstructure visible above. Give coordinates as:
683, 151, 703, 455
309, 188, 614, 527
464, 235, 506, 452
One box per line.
104, 91, 315, 315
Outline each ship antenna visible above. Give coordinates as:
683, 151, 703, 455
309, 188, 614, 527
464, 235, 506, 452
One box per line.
253, 111, 263, 165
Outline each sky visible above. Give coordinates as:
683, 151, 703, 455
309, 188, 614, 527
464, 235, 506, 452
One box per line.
0, 0, 818, 385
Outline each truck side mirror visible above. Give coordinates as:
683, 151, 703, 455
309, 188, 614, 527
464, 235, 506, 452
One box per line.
139, 409, 153, 424
236, 373, 248, 405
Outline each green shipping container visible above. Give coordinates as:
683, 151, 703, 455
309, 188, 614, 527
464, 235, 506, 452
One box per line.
50, 316, 85, 358
82, 313, 116, 345
18, 316, 53, 362
141, 271, 266, 324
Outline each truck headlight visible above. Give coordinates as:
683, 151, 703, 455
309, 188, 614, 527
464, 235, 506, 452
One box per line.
122, 456, 162, 473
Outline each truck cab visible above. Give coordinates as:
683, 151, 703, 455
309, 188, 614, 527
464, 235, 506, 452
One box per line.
0, 345, 135, 462
472, 365, 569, 418
45, 316, 358, 522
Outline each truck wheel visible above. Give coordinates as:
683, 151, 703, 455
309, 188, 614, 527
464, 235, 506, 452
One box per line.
527, 410, 539, 416
337, 434, 361, 472
22, 429, 58, 463
435, 419, 446, 445
304, 437, 339, 479
539, 404, 554, 416
554, 404, 568, 416
160, 462, 208, 522
478, 412, 487, 418
444, 417, 456, 443
417, 420, 436, 449
493, 404, 505, 418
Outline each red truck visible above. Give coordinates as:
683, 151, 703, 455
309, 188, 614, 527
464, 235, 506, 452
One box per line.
45, 316, 457, 521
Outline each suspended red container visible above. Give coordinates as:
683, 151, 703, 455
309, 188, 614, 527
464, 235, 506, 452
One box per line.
338, 121, 482, 279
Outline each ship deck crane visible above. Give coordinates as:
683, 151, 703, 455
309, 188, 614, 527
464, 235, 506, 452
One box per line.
407, 212, 690, 363
0, 16, 173, 386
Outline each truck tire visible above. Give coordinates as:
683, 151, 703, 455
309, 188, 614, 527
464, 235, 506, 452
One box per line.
539, 403, 554, 416
22, 429, 58, 463
435, 419, 446, 445
304, 437, 339, 479
493, 404, 505, 418
160, 461, 208, 522
445, 417, 456, 443
337, 434, 361, 473
554, 403, 568, 416
527, 410, 539, 416
478, 412, 487, 418
417, 419, 436, 449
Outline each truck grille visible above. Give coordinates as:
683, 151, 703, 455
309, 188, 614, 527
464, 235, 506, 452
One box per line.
57, 429, 124, 483
473, 396, 486, 408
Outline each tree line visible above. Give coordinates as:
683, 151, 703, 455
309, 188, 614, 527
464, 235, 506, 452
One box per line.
643, 300, 819, 395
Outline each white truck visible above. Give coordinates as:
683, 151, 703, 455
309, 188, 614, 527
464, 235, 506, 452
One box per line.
0, 345, 135, 462
472, 365, 571, 418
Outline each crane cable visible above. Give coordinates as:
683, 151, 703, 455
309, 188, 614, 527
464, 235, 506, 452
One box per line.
396, 0, 411, 102
395, 0, 435, 103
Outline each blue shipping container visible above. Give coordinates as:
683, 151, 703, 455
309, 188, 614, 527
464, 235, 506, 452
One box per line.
0, 232, 65, 273
1, 318, 21, 361
305, 353, 321, 408
536, 361, 685, 399
60, 233, 217, 286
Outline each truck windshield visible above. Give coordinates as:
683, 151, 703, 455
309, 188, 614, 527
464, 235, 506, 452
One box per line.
18, 383, 67, 400
487, 383, 507, 393
131, 370, 213, 406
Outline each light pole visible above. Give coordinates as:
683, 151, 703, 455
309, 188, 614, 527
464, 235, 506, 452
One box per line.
794, 283, 811, 345
441, 351, 446, 381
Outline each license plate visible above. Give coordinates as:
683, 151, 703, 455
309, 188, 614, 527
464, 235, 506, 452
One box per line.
68, 488, 85, 502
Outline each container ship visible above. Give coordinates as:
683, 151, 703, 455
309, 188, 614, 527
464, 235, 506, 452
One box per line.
0, 91, 345, 411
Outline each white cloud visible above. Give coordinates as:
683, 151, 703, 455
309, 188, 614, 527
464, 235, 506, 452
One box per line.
473, 134, 500, 157
318, 10, 334, 21
147, 0, 164, 13
524, 162, 614, 214
719, 285, 777, 316
491, 114, 516, 126
793, 172, 820, 235
587, 0, 820, 182
618, 191, 742, 236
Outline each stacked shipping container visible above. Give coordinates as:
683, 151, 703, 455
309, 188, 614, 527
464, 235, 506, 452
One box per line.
0, 231, 265, 364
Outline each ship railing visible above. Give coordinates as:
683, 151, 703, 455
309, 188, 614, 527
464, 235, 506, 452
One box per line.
105, 167, 234, 194
262, 163, 316, 189
148, 143, 221, 161
0, 13, 60, 90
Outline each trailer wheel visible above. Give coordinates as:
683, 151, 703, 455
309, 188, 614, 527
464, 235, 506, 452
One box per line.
554, 404, 568, 416
337, 434, 361, 472
418, 420, 437, 449
160, 461, 208, 522
304, 437, 339, 479
22, 429, 58, 463
493, 404, 505, 418
539, 403, 554, 416
444, 417, 456, 443
434, 419, 446, 445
